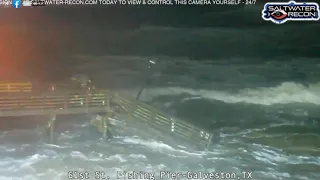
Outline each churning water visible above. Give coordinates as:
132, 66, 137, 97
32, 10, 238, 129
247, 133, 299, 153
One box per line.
1, 25, 320, 180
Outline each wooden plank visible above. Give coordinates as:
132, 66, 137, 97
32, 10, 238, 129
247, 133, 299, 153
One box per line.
0, 107, 108, 117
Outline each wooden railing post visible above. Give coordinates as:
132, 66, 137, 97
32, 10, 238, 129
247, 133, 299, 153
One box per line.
189, 124, 195, 137
102, 115, 108, 139
17, 96, 21, 110
127, 98, 133, 120
107, 94, 110, 112
206, 133, 214, 150
86, 93, 89, 113
47, 114, 56, 144
42, 95, 45, 111
102, 94, 110, 139
171, 118, 175, 133
64, 95, 67, 110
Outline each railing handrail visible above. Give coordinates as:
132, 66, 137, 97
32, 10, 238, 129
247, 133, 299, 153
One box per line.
108, 90, 213, 147
109, 90, 209, 130
0, 89, 213, 148
0, 82, 32, 92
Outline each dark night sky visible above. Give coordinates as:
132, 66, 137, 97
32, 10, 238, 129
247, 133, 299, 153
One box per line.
0, 3, 319, 79
0, 5, 260, 67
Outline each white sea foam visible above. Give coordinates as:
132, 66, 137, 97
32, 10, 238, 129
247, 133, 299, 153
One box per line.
136, 82, 320, 105
2, 55, 320, 179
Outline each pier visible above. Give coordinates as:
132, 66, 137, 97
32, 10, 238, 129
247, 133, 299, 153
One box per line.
0, 82, 213, 149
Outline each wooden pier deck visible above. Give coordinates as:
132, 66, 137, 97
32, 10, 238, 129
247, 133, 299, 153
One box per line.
0, 88, 214, 149
0, 92, 108, 117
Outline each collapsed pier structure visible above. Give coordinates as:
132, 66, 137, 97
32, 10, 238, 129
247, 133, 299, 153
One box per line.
0, 80, 213, 150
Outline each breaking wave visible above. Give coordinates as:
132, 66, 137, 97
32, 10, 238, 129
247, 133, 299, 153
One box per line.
138, 82, 320, 105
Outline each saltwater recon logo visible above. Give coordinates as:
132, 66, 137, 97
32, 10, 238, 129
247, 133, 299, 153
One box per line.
262, 1, 320, 24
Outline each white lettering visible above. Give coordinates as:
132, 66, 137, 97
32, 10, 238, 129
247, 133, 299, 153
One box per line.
147, 0, 173, 5
127, 0, 141, 4
0, 0, 12, 6
211, 0, 241, 5
188, 0, 211, 5
99, 0, 117, 4
44, 0, 98, 5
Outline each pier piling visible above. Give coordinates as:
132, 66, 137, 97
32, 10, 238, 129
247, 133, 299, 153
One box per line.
102, 115, 108, 139
48, 114, 56, 144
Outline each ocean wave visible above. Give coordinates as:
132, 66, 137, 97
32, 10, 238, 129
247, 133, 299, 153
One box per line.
139, 82, 320, 105
1, 119, 318, 180
122, 137, 206, 157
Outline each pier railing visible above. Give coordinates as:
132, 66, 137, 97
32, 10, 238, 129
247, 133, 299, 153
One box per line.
111, 92, 213, 149
0, 93, 106, 109
0, 92, 108, 116
0, 90, 213, 149
0, 82, 32, 92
